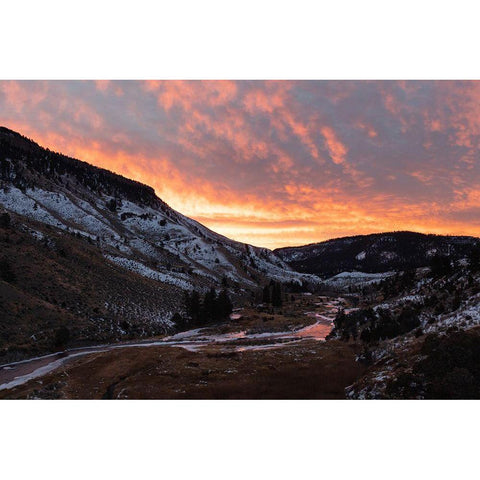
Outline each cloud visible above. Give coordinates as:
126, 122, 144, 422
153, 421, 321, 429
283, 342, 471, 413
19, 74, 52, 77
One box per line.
321, 126, 347, 165
2, 80, 480, 248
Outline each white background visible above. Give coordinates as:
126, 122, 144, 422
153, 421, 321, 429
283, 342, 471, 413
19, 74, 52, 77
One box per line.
1, 1, 479, 479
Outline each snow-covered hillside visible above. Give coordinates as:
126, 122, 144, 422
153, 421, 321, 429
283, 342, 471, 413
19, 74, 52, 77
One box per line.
328, 261, 480, 398
0, 127, 317, 294
323, 271, 395, 290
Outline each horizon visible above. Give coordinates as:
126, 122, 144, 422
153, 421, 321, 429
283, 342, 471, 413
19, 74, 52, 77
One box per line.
2, 81, 480, 248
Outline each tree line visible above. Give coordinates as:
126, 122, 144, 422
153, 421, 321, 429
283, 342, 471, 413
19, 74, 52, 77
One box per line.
262, 280, 283, 307
173, 288, 233, 330
0, 132, 158, 206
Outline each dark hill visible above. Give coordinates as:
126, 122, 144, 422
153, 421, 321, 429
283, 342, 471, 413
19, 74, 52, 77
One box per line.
274, 231, 479, 277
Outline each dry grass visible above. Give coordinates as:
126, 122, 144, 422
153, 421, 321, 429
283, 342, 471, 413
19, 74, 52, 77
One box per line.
0, 338, 365, 399
0, 219, 183, 362
0, 293, 364, 399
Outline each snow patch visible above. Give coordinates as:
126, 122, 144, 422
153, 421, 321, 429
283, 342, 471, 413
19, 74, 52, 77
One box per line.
356, 251, 366, 261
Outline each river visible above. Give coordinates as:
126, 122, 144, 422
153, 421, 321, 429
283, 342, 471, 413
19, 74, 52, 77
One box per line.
0, 300, 340, 391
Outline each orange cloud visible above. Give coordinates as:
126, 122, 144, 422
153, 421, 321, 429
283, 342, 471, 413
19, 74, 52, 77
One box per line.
355, 122, 378, 138
148, 80, 238, 112
243, 87, 286, 114
3, 80, 480, 249
321, 126, 347, 165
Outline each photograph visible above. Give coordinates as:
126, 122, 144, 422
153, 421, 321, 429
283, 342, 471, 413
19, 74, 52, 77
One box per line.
1, 79, 480, 400
2, 2, 480, 478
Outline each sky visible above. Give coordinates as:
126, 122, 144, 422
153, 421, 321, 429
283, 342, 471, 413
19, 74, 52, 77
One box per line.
1, 80, 480, 249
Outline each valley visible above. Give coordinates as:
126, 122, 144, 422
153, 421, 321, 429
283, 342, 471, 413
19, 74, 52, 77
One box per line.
2, 126, 480, 400
0, 295, 366, 399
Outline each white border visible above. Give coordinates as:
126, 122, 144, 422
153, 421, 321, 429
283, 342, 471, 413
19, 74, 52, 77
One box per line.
1, 0, 480, 79
1, 401, 478, 479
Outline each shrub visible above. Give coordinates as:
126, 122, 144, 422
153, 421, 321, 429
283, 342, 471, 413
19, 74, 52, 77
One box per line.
54, 326, 71, 348
0, 258, 15, 283
0, 212, 10, 228
417, 331, 480, 398
414, 328, 424, 338
171, 312, 187, 330
106, 198, 117, 212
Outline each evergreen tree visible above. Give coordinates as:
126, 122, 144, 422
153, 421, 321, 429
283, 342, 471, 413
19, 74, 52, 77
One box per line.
262, 284, 271, 304
217, 289, 233, 319
185, 290, 201, 324
106, 198, 117, 212
272, 281, 282, 307
469, 245, 480, 273
201, 287, 217, 324
171, 312, 186, 330
430, 254, 452, 277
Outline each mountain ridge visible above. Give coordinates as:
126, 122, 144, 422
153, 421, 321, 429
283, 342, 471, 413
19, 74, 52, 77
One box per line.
0, 125, 314, 286
274, 230, 479, 277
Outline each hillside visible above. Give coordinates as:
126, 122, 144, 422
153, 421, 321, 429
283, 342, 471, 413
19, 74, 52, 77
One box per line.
0, 127, 316, 361
274, 231, 479, 277
326, 249, 480, 398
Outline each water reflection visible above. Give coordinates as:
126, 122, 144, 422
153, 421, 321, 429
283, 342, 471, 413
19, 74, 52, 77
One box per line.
1, 296, 342, 390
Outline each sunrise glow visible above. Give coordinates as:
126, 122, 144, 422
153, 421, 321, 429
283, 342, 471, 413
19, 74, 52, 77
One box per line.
2, 80, 480, 248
